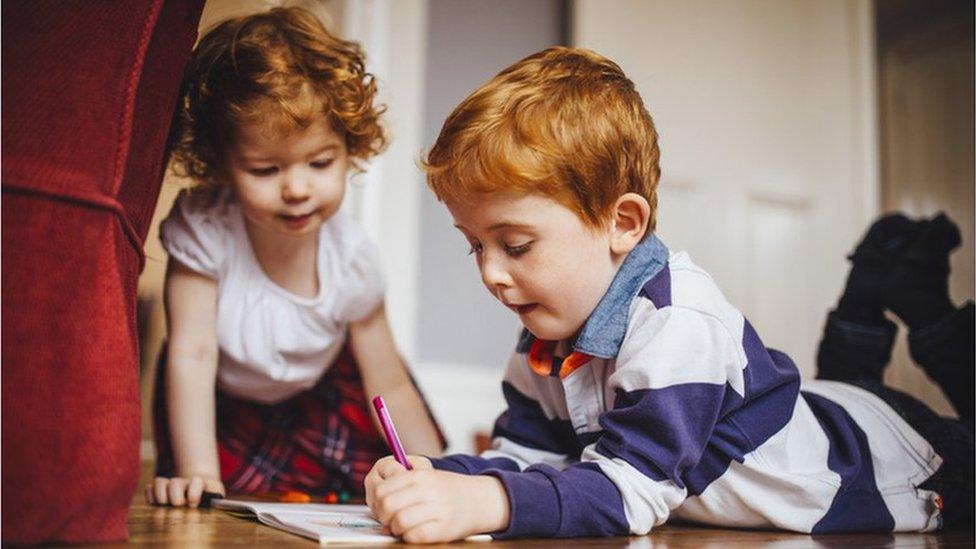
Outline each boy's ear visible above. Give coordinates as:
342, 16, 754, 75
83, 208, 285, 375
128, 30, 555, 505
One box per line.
609, 193, 651, 255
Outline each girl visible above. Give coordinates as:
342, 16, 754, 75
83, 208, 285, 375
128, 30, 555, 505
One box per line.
146, 6, 443, 508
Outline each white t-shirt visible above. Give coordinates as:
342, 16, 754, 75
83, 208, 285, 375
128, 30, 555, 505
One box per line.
159, 189, 385, 404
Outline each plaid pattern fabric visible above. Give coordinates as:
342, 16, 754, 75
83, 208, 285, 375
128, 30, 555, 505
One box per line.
154, 344, 396, 496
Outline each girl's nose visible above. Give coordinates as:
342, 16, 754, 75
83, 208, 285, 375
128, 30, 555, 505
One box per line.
281, 173, 311, 203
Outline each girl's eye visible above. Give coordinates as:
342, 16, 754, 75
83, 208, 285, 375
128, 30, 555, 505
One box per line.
504, 242, 532, 257
467, 242, 484, 255
310, 159, 334, 169
248, 166, 278, 176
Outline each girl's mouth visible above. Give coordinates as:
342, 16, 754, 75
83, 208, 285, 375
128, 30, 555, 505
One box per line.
279, 212, 314, 229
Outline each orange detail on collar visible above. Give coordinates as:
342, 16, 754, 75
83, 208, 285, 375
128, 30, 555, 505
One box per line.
528, 338, 594, 379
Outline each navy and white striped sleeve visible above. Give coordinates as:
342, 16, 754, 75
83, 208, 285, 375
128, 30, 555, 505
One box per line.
429, 349, 572, 475
489, 305, 744, 538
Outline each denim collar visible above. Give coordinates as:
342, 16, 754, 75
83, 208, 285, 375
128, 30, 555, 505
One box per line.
572, 234, 669, 359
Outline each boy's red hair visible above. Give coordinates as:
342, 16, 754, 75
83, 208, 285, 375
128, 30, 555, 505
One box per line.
424, 47, 661, 231
170, 6, 386, 185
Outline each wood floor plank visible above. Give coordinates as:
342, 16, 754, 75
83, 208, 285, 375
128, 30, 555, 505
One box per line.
119, 461, 971, 547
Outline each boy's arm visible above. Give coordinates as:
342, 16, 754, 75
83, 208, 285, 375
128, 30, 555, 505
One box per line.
350, 303, 443, 455
485, 307, 760, 538
429, 349, 571, 475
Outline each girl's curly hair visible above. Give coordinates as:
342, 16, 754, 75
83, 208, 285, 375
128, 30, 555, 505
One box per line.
169, 6, 386, 186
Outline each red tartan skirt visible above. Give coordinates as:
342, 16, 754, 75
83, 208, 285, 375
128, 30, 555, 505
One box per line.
153, 344, 391, 496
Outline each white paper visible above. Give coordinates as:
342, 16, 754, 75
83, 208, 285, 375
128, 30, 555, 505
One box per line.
214, 499, 492, 545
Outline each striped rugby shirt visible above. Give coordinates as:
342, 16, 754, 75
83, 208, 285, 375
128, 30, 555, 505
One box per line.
429, 235, 943, 538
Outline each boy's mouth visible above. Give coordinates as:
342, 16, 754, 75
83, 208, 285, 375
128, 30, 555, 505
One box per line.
510, 303, 538, 315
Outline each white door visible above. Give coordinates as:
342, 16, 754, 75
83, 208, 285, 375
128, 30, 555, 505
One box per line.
573, 0, 880, 377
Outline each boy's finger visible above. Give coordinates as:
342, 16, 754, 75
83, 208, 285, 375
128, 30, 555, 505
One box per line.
377, 458, 408, 480
401, 518, 446, 544
153, 477, 170, 506
186, 477, 205, 508
372, 471, 416, 504
405, 455, 432, 470
383, 494, 430, 533
168, 477, 188, 507
364, 475, 376, 508
373, 481, 428, 525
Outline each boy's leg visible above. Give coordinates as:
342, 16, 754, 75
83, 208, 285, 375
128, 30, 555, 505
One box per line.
818, 212, 974, 425
876, 213, 973, 428
824, 212, 975, 528
815, 313, 896, 382
849, 380, 974, 529
907, 304, 975, 428
816, 214, 914, 381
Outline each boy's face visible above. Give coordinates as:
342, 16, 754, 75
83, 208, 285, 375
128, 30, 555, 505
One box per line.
224, 118, 350, 240
447, 192, 619, 342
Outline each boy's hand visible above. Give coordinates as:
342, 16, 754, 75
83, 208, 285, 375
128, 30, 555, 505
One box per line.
367, 469, 510, 543
145, 475, 225, 508
364, 455, 432, 507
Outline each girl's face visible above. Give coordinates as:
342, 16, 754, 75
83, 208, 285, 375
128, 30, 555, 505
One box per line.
447, 192, 619, 342
224, 119, 350, 240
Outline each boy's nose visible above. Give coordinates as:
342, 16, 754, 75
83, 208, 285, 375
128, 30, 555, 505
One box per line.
480, 254, 513, 292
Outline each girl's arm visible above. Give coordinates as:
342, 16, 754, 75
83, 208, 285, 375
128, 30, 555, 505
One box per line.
147, 258, 224, 508
349, 304, 443, 456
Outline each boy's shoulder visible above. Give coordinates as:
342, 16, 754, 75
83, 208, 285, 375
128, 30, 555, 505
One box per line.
614, 250, 750, 387
634, 250, 739, 322
621, 250, 747, 358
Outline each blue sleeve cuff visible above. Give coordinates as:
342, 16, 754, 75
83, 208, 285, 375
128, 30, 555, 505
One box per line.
484, 467, 561, 538
429, 454, 520, 475
428, 455, 471, 474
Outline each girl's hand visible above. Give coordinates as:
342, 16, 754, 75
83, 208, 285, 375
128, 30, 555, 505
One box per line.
367, 469, 510, 543
145, 475, 225, 508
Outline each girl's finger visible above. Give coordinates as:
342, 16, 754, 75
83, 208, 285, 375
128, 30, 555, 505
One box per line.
186, 477, 205, 508
167, 477, 188, 507
153, 477, 171, 506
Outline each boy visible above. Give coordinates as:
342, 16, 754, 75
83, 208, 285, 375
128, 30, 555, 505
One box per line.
364, 47, 973, 543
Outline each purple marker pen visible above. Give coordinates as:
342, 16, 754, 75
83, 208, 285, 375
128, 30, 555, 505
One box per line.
372, 396, 413, 470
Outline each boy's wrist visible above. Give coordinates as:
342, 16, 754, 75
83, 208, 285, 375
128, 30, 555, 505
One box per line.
473, 475, 510, 533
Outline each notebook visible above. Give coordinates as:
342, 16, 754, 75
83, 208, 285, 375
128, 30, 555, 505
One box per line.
214, 499, 493, 545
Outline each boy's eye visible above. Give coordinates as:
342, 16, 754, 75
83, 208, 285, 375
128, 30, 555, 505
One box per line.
467, 242, 484, 255
248, 166, 278, 176
310, 159, 334, 169
504, 242, 532, 256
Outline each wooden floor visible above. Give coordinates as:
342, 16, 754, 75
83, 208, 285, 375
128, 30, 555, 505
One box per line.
109, 462, 974, 547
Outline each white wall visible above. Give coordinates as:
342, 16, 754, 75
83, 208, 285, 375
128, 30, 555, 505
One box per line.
341, 0, 428, 361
